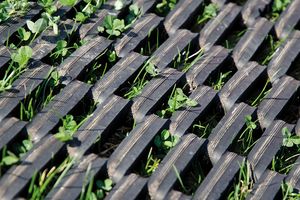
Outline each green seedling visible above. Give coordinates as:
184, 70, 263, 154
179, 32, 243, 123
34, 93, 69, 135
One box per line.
126, 3, 141, 25
24, 16, 59, 45
143, 147, 161, 176
27, 18, 47, 38
82, 49, 117, 84
139, 27, 162, 56
108, 50, 117, 63
227, 160, 253, 200
52, 40, 69, 58
236, 115, 258, 155
269, 128, 300, 174
0, 0, 30, 23
98, 4, 141, 38
49, 39, 86, 65
271, 0, 290, 20
282, 127, 300, 148
42, 12, 60, 35
54, 115, 78, 142
17, 28, 31, 42
0, 45, 33, 93
158, 87, 197, 118
142, 130, 179, 176
0, 139, 33, 175
74, 0, 105, 23
155, 0, 177, 15
281, 182, 300, 200
80, 176, 113, 200
172, 44, 205, 72
114, 0, 124, 10
197, 3, 218, 25
38, 0, 57, 15
59, 0, 77, 6
97, 15, 125, 37
11, 45, 33, 68
154, 129, 179, 153
54, 114, 89, 142
211, 71, 232, 91
124, 61, 159, 100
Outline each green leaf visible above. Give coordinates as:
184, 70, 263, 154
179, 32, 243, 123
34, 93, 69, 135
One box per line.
145, 62, 158, 77
283, 139, 293, 147
34, 18, 47, 33
291, 136, 300, 145
54, 128, 73, 142
75, 12, 87, 23
22, 140, 33, 151
114, 0, 124, 10
82, 3, 94, 15
108, 50, 117, 62
2, 155, 19, 165
282, 127, 291, 137
26, 20, 35, 33
17, 28, 31, 41
186, 99, 197, 107
161, 130, 170, 140
27, 18, 47, 34
103, 15, 115, 30
59, 0, 77, 6
103, 179, 113, 191
163, 141, 173, 148
113, 19, 125, 31
97, 26, 105, 33
11, 46, 33, 67
129, 4, 139, 16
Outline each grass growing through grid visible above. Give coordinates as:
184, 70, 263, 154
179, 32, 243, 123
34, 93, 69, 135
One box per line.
97, 3, 142, 39
231, 115, 260, 156
191, 105, 224, 138
0, 0, 30, 23
270, 127, 300, 174
210, 71, 232, 91
138, 27, 168, 56
155, 0, 178, 16
80, 175, 113, 200
247, 78, 272, 107
157, 86, 198, 118
191, 3, 219, 32
139, 129, 179, 176
27, 157, 75, 200
121, 60, 159, 100
19, 69, 62, 121
255, 35, 286, 66
0, 46, 32, 93
174, 156, 211, 195
281, 182, 300, 200
79, 49, 118, 85
266, 0, 291, 21
227, 160, 254, 200
172, 45, 205, 72
221, 29, 247, 50
0, 139, 32, 176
